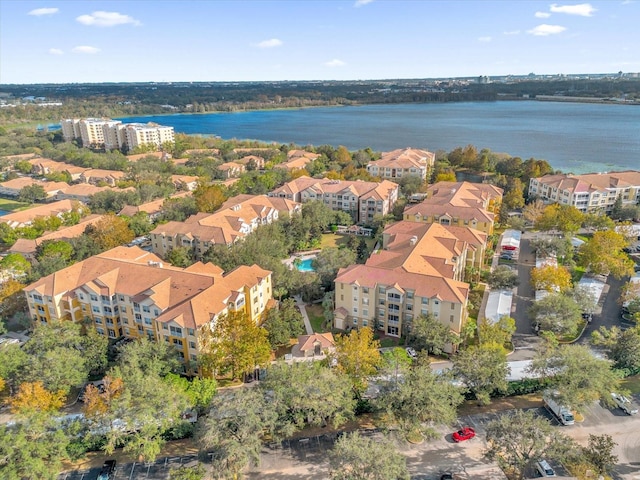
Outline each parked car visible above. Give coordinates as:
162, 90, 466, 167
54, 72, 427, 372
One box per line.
611, 392, 639, 415
535, 459, 556, 477
97, 460, 116, 480
452, 426, 475, 442
440, 474, 454, 480
499, 252, 514, 260
405, 347, 417, 359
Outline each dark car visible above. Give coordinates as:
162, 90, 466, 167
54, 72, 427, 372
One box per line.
97, 460, 116, 480
440, 474, 454, 480
452, 426, 475, 442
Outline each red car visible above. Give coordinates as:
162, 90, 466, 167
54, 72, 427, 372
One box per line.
452, 426, 475, 442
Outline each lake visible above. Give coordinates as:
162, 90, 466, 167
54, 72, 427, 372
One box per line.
120, 101, 640, 174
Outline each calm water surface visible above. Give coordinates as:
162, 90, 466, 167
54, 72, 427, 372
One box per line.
121, 101, 640, 174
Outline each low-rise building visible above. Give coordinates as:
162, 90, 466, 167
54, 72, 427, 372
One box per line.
53, 184, 116, 203
236, 155, 265, 170
27, 158, 88, 180
217, 162, 246, 179
274, 150, 320, 172
9, 214, 106, 260
528, 170, 640, 214
119, 191, 192, 220
171, 175, 199, 191
1, 199, 83, 228
150, 194, 300, 258
403, 181, 503, 234
269, 177, 399, 224
366, 147, 435, 181
333, 221, 475, 341
0, 177, 70, 198
79, 169, 126, 186
23, 246, 273, 374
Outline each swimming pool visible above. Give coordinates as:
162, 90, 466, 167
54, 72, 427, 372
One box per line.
296, 258, 315, 272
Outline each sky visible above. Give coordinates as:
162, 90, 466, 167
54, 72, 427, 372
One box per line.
1, 0, 638, 84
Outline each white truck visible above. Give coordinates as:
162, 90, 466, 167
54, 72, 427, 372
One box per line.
611, 392, 639, 415
543, 391, 575, 425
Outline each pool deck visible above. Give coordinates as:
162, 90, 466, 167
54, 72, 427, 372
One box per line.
282, 250, 321, 270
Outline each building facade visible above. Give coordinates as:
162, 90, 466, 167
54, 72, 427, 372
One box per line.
23, 246, 273, 374
366, 147, 435, 181
333, 221, 475, 341
403, 181, 503, 234
269, 177, 399, 224
150, 194, 300, 259
528, 171, 640, 214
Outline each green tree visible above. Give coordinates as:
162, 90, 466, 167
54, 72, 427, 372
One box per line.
163, 373, 217, 413
484, 409, 568, 480
528, 293, 582, 337
197, 388, 273, 479
169, 465, 206, 480
126, 212, 154, 236
408, 313, 459, 356
263, 298, 305, 349
452, 344, 509, 405
528, 343, 621, 412
378, 361, 463, 441
18, 184, 47, 203
478, 316, 516, 353
193, 183, 227, 213
115, 337, 181, 377
0, 416, 70, 480
397, 174, 424, 198
0, 253, 31, 275
166, 246, 195, 268
313, 247, 356, 290
578, 230, 634, 278
334, 327, 382, 396
582, 434, 618, 476
487, 265, 520, 290
260, 362, 355, 438
535, 204, 583, 235
0, 343, 29, 393
328, 432, 409, 480
199, 310, 271, 380
36, 239, 75, 264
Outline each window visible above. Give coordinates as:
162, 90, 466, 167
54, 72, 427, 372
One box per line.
142, 306, 151, 313
407, 291, 414, 300
170, 326, 183, 336
188, 328, 195, 336
353, 318, 358, 325
100, 295, 110, 303
121, 306, 126, 313
135, 313, 142, 322
95, 317, 103, 324
173, 338, 183, 346
363, 309, 368, 317
144, 317, 152, 325
450, 315, 454, 322
451, 302, 455, 310
108, 329, 116, 338
163, 324, 168, 330
92, 306, 100, 313
189, 341, 196, 349
422, 298, 428, 305
90, 294, 98, 302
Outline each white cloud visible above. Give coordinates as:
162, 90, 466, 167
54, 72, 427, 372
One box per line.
503, 30, 521, 35
49, 48, 63, 55
72, 45, 100, 54
354, 0, 374, 6
28, 7, 59, 16
76, 11, 141, 27
550, 3, 596, 16
478, 36, 492, 42
254, 38, 283, 48
325, 59, 346, 67
535, 11, 551, 18
527, 24, 567, 36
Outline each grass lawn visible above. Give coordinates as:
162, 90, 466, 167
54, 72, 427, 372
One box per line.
0, 197, 31, 212
571, 266, 586, 283
319, 233, 377, 250
305, 304, 326, 333
621, 374, 640, 395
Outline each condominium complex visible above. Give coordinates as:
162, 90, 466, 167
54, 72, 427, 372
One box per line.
23, 246, 273, 373
61, 118, 174, 151
403, 181, 503, 234
150, 194, 300, 258
334, 221, 485, 341
269, 177, 399, 224
366, 147, 435, 181
528, 170, 640, 213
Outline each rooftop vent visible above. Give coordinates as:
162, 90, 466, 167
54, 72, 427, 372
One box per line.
148, 261, 163, 268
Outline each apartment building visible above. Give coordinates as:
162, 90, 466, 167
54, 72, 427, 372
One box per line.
269, 177, 399, 224
528, 170, 640, 214
27, 158, 88, 181
403, 181, 503, 234
1, 199, 84, 228
150, 194, 300, 258
61, 118, 174, 151
274, 149, 321, 172
0, 177, 70, 198
366, 147, 435, 181
23, 246, 273, 373
334, 221, 477, 341
217, 162, 246, 179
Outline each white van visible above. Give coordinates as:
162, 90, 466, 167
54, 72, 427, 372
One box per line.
536, 459, 556, 477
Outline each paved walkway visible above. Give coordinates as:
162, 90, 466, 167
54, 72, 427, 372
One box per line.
294, 295, 314, 335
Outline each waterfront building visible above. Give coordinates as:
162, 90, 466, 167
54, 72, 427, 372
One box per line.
528, 171, 640, 214
366, 147, 435, 181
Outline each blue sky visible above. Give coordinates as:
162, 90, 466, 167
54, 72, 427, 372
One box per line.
1, 1, 638, 84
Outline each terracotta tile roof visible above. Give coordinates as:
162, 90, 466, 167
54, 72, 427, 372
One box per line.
368, 147, 435, 170
56, 183, 112, 197
0, 177, 70, 194
271, 176, 398, 200
1, 199, 79, 227
297, 332, 335, 352
217, 162, 244, 171
533, 171, 640, 194
24, 246, 271, 331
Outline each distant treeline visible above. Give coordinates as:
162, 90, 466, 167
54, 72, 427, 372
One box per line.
1, 77, 639, 125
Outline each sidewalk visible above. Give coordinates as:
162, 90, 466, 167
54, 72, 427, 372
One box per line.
294, 295, 314, 335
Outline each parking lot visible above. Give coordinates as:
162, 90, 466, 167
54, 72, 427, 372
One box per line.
58, 455, 200, 480
59, 395, 640, 480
